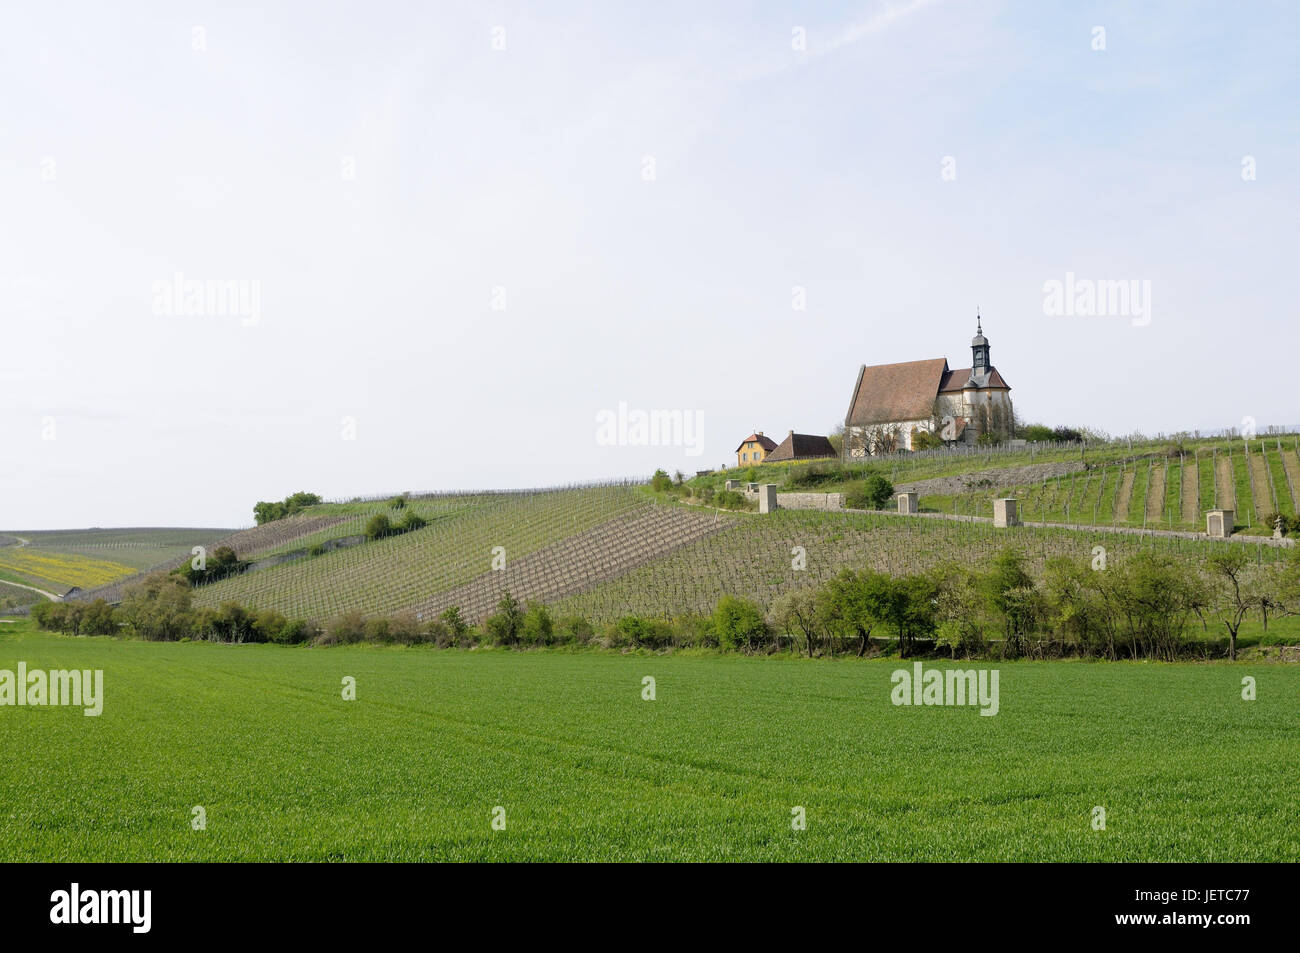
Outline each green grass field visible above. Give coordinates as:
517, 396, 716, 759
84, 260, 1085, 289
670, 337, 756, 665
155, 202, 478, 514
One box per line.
3, 621, 1296, 862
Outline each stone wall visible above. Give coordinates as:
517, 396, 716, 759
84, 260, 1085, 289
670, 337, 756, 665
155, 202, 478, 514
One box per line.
895, 460, 1087, 497
775, 492, 845, 511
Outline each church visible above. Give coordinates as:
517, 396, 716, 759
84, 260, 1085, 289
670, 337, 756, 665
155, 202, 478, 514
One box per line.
843, 317, 1014, 456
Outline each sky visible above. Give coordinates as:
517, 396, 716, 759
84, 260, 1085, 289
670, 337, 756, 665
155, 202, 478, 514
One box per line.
1, 0, 1297, 529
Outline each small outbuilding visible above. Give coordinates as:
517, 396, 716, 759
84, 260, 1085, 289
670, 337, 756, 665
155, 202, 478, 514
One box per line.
763, 430, 837, 463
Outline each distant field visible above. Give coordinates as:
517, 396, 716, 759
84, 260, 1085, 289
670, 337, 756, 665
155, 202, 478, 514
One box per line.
1, 623, 1295, 861
7, 528, 233, 570
0, 548, 136, 593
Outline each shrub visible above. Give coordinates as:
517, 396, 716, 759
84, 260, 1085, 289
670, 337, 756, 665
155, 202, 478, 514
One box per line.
323, 610, 367, 645
398, 511, 427, 532
911, 428, 943, 451
846, 474, 894, 510
387, 612, 424, 644
650, 469, 673, 493
485, 594, 524, 646
711, 596, 769, 652
426, 619, 454, 647
554, 615, 594, 645
364, 616, 393, 643
613, 615, 673, 649
436, 607, 470, 646
252, 609, 288, 643
714, 489, 750, 510
365, 514, 393, 540
276, 619, 318, 645
80, 599, 118, 636
519, 602, 554, 646
787, 461, 853, 489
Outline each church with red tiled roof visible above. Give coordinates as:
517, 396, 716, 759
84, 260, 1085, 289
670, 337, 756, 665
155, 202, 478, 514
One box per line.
843, 317, 1014, 457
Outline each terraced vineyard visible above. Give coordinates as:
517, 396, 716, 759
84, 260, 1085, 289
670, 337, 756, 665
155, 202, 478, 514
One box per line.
923, 438, 1300, 534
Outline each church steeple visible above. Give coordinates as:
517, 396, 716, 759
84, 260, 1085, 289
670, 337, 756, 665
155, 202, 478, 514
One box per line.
969, 311, 990, 384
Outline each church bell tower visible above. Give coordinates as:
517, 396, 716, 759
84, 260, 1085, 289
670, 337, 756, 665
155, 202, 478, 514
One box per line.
970, 313, 991, 385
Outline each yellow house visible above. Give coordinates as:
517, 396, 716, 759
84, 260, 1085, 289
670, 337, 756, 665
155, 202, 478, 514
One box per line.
735, 432, 777, 467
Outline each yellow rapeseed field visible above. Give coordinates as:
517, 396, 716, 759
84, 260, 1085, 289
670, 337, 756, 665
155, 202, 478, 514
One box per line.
0, 549, 136, 590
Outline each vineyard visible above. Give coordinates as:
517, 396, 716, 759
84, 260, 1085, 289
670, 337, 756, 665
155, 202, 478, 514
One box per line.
553, 506, 1289, 623
18, 435, 1296, 625
189, 484, 651, 619
921, 438, 1300, 535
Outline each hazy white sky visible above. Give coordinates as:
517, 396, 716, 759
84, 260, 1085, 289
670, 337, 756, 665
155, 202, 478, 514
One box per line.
2, 1, 1297, 528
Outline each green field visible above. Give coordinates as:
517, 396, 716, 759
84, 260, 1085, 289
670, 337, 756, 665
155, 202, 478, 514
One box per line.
2, 622, 1296, 862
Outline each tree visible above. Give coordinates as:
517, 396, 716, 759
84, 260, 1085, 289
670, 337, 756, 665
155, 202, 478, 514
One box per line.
980, 548, 1036, 657
365, 513, 393, 540
817, 569, 894, 657
886, 574, 938, 658
120, 571, 193, 641
932, 564, 985, 659
438, 606, 470, 645
1207, 548, 1252, 660
650, 469, 673, 493
770, 588, 824, 657
253, 491, 322, 525
1112, 553, 1205, 661
911, 427, 942, 451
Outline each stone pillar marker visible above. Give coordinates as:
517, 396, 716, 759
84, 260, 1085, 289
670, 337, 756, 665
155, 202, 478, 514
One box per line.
897, 492, 919, 514
993, 498, 1020, 528
758, 484, 778, 514
1207, 509, 1234, 538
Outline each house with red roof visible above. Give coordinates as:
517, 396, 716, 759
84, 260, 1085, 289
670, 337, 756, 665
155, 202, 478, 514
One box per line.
735, 432, 777, 467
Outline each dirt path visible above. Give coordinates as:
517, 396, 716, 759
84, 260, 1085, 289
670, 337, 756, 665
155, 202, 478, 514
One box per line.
0, 578, 60, 601
1146, 464, 1166, 523
1114, 469, 1135, 522
1216, 456, 1236, 512
1248, 449, 1275, 515
1181, 461, 1200, 524
1282, 447, 1300, 511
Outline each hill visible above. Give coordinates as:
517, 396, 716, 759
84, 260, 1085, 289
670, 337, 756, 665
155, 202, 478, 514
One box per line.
0, 528, 232, 605
41, 458, 1289, 628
